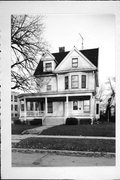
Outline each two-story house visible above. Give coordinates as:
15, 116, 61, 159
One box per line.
18, 46, 100, 125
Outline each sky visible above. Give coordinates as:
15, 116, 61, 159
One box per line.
43, 14, 115, 84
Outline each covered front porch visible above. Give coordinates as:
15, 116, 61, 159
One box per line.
19, 93, 96, 125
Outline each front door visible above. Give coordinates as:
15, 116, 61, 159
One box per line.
72, 100, 83, 115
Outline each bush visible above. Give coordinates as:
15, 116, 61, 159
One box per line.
30, 119, 42, 125
66, 117, 78, 125
14, 119, 22, 125
79, 119, 91, 125
99, 113, 107, 123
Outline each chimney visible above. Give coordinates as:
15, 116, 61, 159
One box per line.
59, 47, 65, 52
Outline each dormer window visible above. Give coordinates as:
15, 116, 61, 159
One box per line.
45, 62, 52, 72
72, 58, 78, 68
47, 85, 52, 91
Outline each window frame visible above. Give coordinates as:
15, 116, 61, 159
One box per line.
96, 103, 99, 114
45, 62, 52, 72
81, 75, 86, 89
48, 101, 53, 113
83, 100, 90, 112
15, 104, 18, 111
71, 75, 79, 89
14, 96, 17, 102
72, 58, 78, 68
73, 101, 78, 110
65, 76, 69, 90
47, 85, 52, 91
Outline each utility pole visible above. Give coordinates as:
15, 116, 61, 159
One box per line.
79, 33, 84, 50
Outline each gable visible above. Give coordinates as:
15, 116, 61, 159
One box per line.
34, 48, 99, 76
41, 51, 55, 61
55, 47, 96, 72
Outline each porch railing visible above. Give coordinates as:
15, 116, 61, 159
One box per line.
26, 111, 45, 117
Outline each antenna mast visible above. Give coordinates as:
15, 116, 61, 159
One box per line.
79, 33, 84, 50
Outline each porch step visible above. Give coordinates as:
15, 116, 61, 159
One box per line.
43, 117, 64, 126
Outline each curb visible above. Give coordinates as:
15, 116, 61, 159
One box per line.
12, 148, 115, 158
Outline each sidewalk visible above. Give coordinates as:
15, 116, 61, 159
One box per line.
12, 134, 115, 143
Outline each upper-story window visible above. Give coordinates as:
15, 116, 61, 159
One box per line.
71, 75, 79, 89
65, 76, 69, 90
15, 105, 18, 111
47, 85, 52, 91
45, 62, 52, 72
81, 75, 86, 88
14, 96, 17, 102
72, 58, 78, 68
11, 95, 13, 101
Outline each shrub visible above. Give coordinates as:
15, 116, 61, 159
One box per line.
66, 117, 78, 125
79, 119, 91, 125
14, 119, 22, 125
30, 119, 42, 125
99, 113, 107, 123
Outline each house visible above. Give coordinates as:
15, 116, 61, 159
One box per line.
18, 46, 100, 125
11, 91, 20, 122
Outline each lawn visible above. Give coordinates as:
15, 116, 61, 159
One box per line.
12, 124, 39, 135
41, 122, 115, 137
13, 137, 115, 153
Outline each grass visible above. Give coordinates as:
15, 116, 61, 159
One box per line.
12, 124, 39, 135
13, 137, 115, 153
41, 122, 115, 137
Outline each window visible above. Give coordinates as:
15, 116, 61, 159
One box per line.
96, 104, 99, 114
47, 85, 51, 91
65, 76, 69, 89
72, 58, 78, 68
48, 101, 53, 113
81, 75, 86, 88
21, 104, 24, 111
45, 63, 52, 72
73, 101, 78, 110
14, 96, 17, 102
11, 104, 13, 111
15, 113, 18, 117
15, 105, 18, 111
71, 75, 79, 89
83, 100, 90, 112
11, 95, 13, 102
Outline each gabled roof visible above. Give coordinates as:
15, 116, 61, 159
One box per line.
34, 48, 99, 76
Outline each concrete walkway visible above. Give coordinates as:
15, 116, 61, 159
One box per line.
21, 125, 54, 135
12, 134, 115, 143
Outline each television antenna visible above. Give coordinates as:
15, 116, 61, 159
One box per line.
79, 33, 84, 50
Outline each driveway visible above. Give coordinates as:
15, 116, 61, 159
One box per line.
12, 151, 115, 167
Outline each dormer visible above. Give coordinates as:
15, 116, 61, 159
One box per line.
41, 51, 57, 72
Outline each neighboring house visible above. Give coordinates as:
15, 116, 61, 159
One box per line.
11, 91, 19, 121
18, 46, 100, 125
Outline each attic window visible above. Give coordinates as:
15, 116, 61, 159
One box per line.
72, 58, 78, 68
45, 62, 52, 72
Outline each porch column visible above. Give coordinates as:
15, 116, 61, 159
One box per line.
45, 97, 48, 116
90, 95, 95, 124
66, 95, 68, 117
24, 97, 27, 121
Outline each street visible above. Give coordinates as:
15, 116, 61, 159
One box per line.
12, 151, 115, 167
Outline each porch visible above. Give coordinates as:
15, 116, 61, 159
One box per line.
19, 94, 96, 125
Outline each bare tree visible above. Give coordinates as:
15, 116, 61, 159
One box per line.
11, 15, 48, 91
98, 77, 115, 122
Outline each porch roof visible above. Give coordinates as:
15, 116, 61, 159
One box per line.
18, 90, 93, 99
